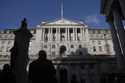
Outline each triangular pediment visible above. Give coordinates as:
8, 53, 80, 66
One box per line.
41, 18, 86, 26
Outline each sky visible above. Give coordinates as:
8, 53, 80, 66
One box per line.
0, 0, 108, 29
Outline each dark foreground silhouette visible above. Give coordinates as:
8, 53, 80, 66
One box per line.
0, 64, 15, 83
28, 50, 57, 83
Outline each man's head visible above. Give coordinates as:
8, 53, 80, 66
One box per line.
38, 50, 47, 59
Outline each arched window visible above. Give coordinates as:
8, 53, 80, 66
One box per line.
59, 45, 66, 55
79, 45, 82, 48
71, 45, 74, 48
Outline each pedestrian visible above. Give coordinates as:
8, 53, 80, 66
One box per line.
28, 50, 57, 83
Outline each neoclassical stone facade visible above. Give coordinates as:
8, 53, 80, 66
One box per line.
0, 18, 115, 68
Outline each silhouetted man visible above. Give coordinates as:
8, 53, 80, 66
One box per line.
28, 50, 57, 83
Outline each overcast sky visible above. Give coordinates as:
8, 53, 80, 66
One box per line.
0, 0, 108, 29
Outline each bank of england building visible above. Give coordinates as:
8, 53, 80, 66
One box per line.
0, 18, 117, 83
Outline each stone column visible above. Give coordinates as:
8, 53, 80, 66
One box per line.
81, 28, 83, 41
59, 28, 60, 41
54, 28, 56, 41
48, 28, 49, 41
104, 34, 110, 54
84, 29, 86, 41
48, 28, 50, 41
75, 28, 78, 41
67, 28, 69, 41
85, 29, 89, 41
73, 28, 75, 41
50, 28, 52, 41
65, 28, 68, 41
74, 28, 76, 41
41, 28, 43, 41
56, 28, 58, 41
83, 28, 85, 41
43, 28, 45, 41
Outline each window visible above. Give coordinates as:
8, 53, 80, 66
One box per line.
79, 45, 82, 48
52, 45, 55, 48
93, 46, 96, 52
44, 45, 47, 48
44, 35, 48, 42
4, 34, 8, 38
6, 47, 10, 52
60, 28, 65, 33
60, 28, 65, 41
52, 51, 56, 55
0, 35, 2, 38
104, 34, 106, 37
52, 28, 56, 34
98, 40, 101, 45
105, 44, 110, 53
69, 36, 72, 41
8, 40, 11, 45
69, 28, 73, 33
69, 28, 73, 41
0, 46, 4, 52
77, 36, 80, 41
99, 46, 102, 52
71, 45, 74, 48
92, 40, 95, 43
10, 34, 14, 38
61, 35, 65, 41
52, 35, 56, 41
45, 28, 48, 33
3, 55, 8, 58
44, 29, 48, 42
1, 40, 5, 44
77, 28, 80, 33
0, 47, 2, 52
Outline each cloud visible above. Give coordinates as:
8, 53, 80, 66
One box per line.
85, 14, 100, 25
